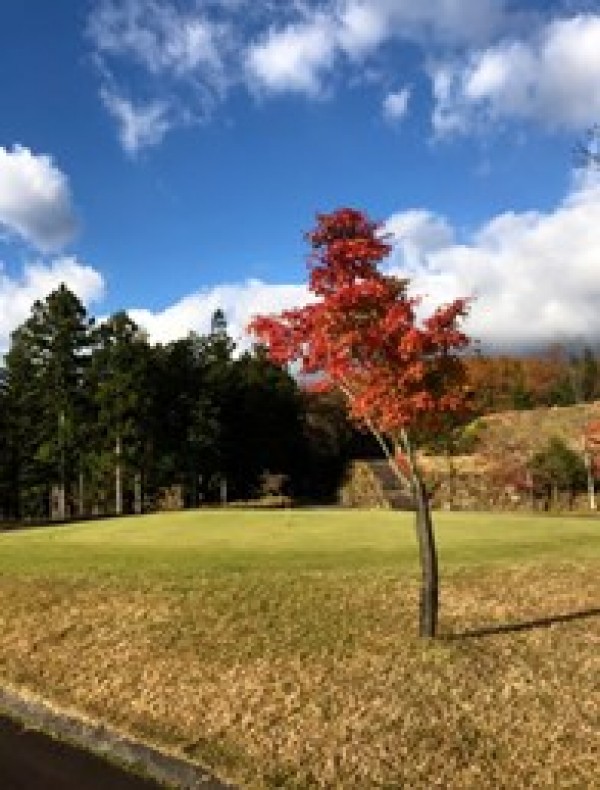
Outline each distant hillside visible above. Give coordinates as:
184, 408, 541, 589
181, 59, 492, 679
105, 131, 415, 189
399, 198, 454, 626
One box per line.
463, 401, 600, 462
341, 401, 600, 511
419, 401, 600, 511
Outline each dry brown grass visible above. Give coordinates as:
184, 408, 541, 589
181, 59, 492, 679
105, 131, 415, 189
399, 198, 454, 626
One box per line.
469, 401, 600, 462
0, 564, 598, 788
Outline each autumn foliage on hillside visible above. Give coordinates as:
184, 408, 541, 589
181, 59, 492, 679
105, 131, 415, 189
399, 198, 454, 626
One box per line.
465, 346, 600, 413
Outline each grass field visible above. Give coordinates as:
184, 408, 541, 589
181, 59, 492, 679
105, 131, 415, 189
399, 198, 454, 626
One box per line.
0, 510, 598, 788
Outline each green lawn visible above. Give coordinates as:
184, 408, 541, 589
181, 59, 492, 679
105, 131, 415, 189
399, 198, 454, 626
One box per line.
1, 508, 599, 576
0, 510, 598, 788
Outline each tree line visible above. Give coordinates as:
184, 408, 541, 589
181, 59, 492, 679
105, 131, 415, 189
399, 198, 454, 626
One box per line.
465, 346, 600, 413
3, 285, 600, 523
0, 285, 354, 521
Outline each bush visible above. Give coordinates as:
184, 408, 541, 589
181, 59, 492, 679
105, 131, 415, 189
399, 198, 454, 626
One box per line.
528, 437, 586, 494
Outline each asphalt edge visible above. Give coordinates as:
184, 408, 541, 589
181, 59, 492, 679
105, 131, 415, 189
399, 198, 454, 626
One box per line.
0, 683, 235, 789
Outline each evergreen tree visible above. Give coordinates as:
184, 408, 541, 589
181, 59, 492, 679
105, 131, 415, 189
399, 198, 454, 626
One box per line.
0, 364, 13, 519
86, 312, 152, 514
2, 291, 353, 519
6, 285, 93, 518
219, 348, 306, 500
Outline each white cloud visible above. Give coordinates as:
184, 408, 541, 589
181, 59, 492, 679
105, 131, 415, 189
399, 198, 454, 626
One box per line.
432, 14, 600, 135
245, 12, 336, 96
387, 178, 600, 350
336, 2, 388, 57
89, 0, 229, 80
244, 0, 506, 98
128, 279, 309, 347
101, 88, 172, 154
89, 0, 233, 151
87, 0, 514, 146
120, 174, 600, 353
0, 146, 77, 252
385, 210, 455, 271
0, 257, 105, 351
6, 174, 600, 355
90, 1, 600, 148
383, 87, 411, 122
347, 0, 505, 47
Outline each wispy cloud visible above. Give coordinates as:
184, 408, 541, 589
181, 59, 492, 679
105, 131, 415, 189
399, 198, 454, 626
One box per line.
87, 1, 600, 152
88, 0, 235, 154
244, 0, 507, 98
383, 87, 411, 122
89, 0, 231, 81
100, 88, 172, 154
87, 0, 515, 151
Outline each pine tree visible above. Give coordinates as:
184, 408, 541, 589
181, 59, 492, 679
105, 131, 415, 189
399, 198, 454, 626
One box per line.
5, 284, 93, 518
86, 312, 151, 514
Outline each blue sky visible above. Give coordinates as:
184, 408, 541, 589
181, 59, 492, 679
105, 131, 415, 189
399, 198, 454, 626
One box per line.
1, 0, 600, 351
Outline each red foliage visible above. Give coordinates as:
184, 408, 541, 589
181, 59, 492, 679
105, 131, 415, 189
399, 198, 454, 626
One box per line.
584, 420, 600, 450
249, 208, 472, 440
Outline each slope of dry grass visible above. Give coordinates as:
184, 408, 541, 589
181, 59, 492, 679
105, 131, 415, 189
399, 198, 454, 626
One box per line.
467, 400, 600, 462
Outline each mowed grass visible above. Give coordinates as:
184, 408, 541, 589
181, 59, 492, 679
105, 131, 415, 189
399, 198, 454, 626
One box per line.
1, 509, 599, 574
0, 510, 598, 788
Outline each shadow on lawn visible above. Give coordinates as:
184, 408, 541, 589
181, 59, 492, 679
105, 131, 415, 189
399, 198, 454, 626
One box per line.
445, 607, 600, 640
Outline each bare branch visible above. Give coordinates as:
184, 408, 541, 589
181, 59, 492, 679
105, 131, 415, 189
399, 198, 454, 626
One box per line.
574, 124, 600, 169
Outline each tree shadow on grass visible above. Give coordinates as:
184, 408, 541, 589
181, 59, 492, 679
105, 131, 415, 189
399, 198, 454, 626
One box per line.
444, 607, 600, 640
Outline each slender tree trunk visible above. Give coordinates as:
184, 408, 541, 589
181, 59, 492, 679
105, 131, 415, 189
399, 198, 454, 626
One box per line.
584, 451, 596, 511
58, 410, 66, 520
57, 485, 66, 521
115, 434, 122, 516
78, 470, 85, 516
413, 476, 439, 638
385, 429, 440, 639
134, 472, 142, 515
526, 470, 535, 511
446, 446, 455, 510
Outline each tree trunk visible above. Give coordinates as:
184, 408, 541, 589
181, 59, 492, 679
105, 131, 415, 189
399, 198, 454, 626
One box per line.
78, 470, 84, 517
58, 484, 66, 521
58, 410, 66, 520
134, 472, 142, 515
413, 476, 439, 638
584, 451, 596, 511
115, 435, 123, 516
552, 482, 559, 510
380, 432, 440, 639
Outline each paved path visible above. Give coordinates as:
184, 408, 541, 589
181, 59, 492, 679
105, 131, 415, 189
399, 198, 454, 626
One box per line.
0, 714, 165, 789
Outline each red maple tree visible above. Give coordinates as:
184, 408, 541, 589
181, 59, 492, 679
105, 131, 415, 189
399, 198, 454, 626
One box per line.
249, 208, 472, 637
